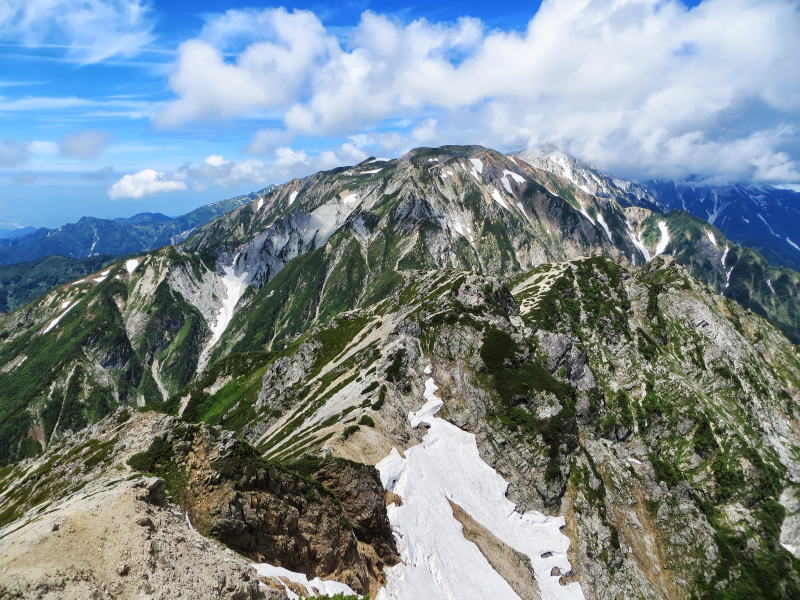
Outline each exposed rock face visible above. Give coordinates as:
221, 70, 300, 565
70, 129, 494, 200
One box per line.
123, 421, 399, 596
312, 457, 400, 588
448, 499, 542, 600
0, 411, 269, 600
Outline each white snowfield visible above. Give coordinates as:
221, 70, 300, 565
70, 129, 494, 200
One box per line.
625, 220, 670, 263
376, 371, 585, 600
200, 253, 250, 366
251, 563, 358, 599
595, 213, 613, 242
124, 259, 140, 274
654, 221, 671, 256
42, 301, 78, 334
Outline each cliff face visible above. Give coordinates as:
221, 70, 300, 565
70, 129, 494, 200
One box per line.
0, 409, 397, 599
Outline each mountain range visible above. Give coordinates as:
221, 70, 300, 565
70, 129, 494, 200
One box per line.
0, 192, 265, 312
517, 149, 800, 271
1, 145, 799, 599
0, 191, 264, 266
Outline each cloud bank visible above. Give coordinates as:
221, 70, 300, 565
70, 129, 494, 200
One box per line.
155, 0, 800, 184
105, 143, 368, 199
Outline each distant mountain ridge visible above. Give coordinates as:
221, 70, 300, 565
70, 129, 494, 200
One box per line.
0, 227, 37, 240
515, 148, 800, 271
0, 189, 273, 267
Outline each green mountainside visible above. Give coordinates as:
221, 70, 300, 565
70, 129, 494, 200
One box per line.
0, 191, 263, 268
1, 145, 799, 598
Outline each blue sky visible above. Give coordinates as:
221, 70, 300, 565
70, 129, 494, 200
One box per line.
0, 0, 796, 227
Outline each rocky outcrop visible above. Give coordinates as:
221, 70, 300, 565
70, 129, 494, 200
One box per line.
0, 410, 270, 600
124, 420, 398, 596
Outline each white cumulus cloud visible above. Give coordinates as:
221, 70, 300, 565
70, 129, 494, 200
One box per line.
107, 168, 187, 199
106, 143, 370, 198
156, 0, 800, 184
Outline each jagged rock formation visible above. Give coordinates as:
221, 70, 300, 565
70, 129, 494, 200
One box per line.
0, 409, 396, 599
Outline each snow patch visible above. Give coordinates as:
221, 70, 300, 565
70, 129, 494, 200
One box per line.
501, 175, 514, 195
706, 230, 718, 247
93, 270, 111, 283
469, 158, 483, 174
595, 213, 613, 242
767, 279, 776, 295
626, 221, 652, 263
256, 198, 264, 212
503, 169, 525, 184
42, 301, 78, 334
361, 168, 382, 174
377, 374, 585, 600
124, 259, 140, 274
787, 237, 800, 252
654, 221, 670, 256
757, 213, 779, 237
200, 254, 250, 367
252, 563, 358, 599
721, 246, 734, 289
490, 188, 510, 211
288, 191, 298, 206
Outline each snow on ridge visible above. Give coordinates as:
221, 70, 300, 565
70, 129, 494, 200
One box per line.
288, 191, 299, 206
376, 370, 585, 600
125, 259, 140, 274
93, 269, 111, 283
469, 158, 484, 174
362, 168, 382, 174
252, 563, 358, 598
42, 301, 78, 334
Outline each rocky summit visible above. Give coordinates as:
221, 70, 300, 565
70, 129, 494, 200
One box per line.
1, 145, 800, 600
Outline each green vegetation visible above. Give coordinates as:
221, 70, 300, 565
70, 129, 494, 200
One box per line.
127, 435, 189, 505
0, 254, 117, 313
481, 326, 578, 480
342, 425, 360, 439
358, 415, 375, 427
